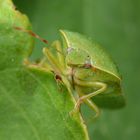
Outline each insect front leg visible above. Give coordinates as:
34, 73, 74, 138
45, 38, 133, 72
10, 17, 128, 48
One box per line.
51, 40, 65, 70
43, 47, 63, 74
39, 40, 64, 72
43, 44, 73, 93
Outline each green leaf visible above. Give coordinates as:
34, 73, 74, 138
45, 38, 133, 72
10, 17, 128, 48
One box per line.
11, 0, 140, 140
0, 0, 89, 139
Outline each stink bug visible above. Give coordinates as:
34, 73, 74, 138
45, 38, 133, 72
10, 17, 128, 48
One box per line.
15, 27, 125, 119
60, 30, 125, 118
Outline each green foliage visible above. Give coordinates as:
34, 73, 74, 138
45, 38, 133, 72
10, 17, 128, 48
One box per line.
13, 0, 140, 140
0, 0, 89, 139
1, 0, 140, 140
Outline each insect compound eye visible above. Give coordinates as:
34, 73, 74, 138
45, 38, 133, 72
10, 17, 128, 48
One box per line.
84, 56, 92, 68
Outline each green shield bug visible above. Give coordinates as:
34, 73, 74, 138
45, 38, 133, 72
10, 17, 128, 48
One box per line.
15, 27, 125, 119
59, 30, 125, 118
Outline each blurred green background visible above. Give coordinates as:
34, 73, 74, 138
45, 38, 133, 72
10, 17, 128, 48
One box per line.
13, 0, 140, 139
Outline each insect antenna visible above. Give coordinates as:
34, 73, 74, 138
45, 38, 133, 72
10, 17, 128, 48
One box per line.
14, 26, 48, 44
14, 27, 66, 57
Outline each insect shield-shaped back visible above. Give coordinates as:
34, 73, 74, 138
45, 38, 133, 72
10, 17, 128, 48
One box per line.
59, 30, 125, 109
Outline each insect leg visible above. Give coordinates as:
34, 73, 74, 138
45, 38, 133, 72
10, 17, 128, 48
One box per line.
51, 40, 65, 69
73, 85, 100, 119
74, 79, 107, 99
74, 79, 107, 116
43, 47, 63, 74
23, 58, 52, 73
85, 99, 100, 119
